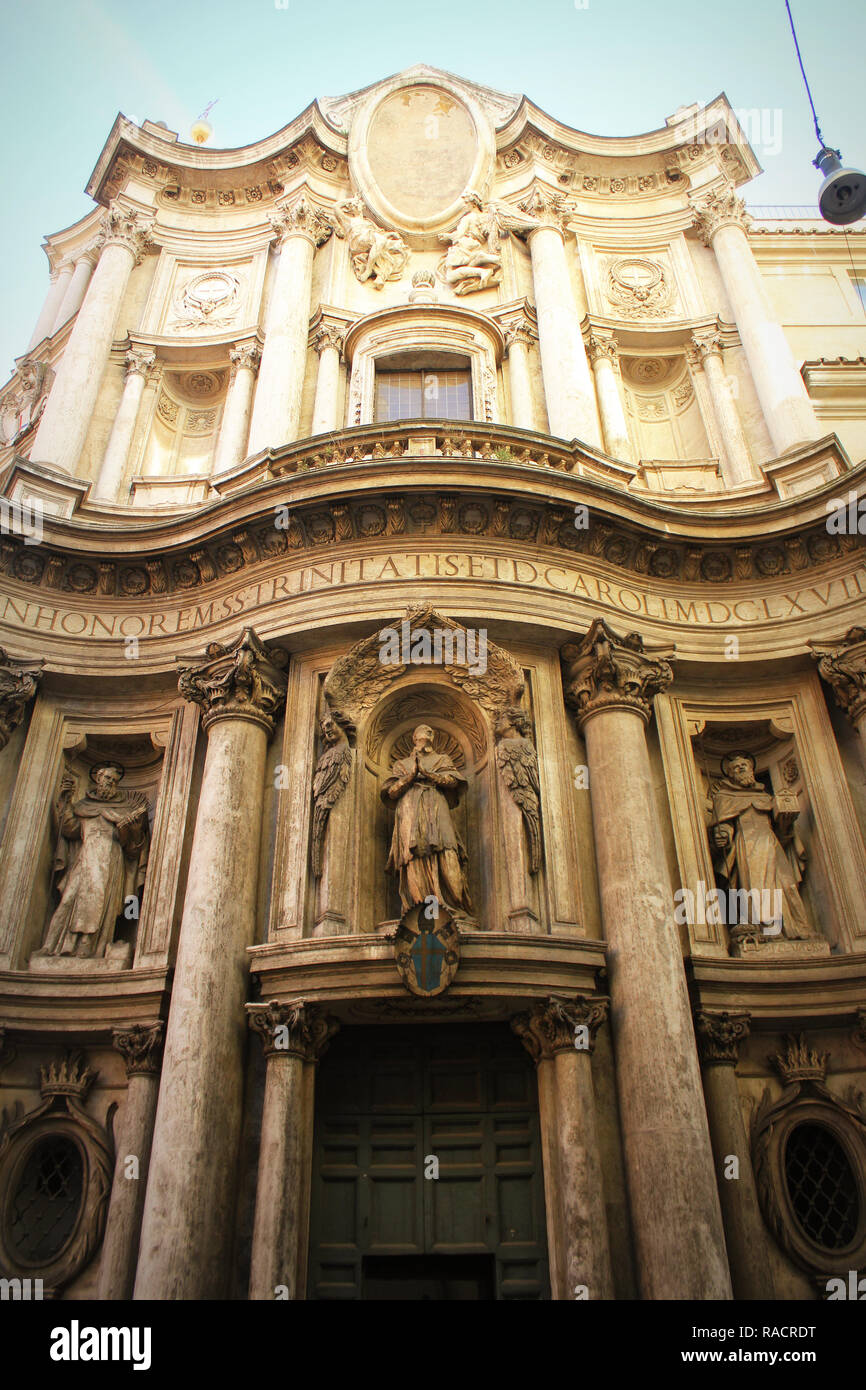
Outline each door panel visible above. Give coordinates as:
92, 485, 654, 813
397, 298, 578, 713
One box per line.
308, 1025, 549, 1299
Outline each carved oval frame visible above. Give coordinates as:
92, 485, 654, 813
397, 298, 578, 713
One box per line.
752, 1094, 866, 1280
347, 74, 496, 237
0, 1103, 114, 1295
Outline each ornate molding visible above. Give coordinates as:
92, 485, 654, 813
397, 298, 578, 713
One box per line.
112, 1022, 165, 1077
229, 342, 262, 378
246, 999, 339, 1062
561, 617, 675, 728
99, 201, 154, 265
512, 994, 609, 1061
0, 648, 43, 750
124, 347, 156, 381
690, 183, 752, 246
177, 626, 288, 736
694, 1009, 751, 1065
808, 627, 866, 727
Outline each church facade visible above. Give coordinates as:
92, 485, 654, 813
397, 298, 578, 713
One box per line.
0, 65, 865, 1302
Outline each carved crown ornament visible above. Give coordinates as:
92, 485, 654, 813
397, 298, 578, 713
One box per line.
0, 648, 44, 750
751, 1036, 866, 1280
0, 1050, 115, 1296
808, 627, 866, 726
2, 474, 860, 609
321, 602, 524, 731
246, 1000, 339, 1062
176, 626, 288, 736
561, 617, 675, 728
511, 995, 610, 1062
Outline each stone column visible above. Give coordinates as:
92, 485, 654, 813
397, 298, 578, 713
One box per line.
518, 187, 601, 447
687, 331, 757, 487
211, 342, 261, 476
512, 995, 614, 1300
31, 202, 153, 474
503, 322, 537, 432
691, 184, 818, 457
54, 246, 99, 334
0, 650, 43, 751
247, 1001, 339, 1300
561, 618, 732, 1299
28, 263, 72, 349
92, 348, 156, 502
247, 196, 326, 456
694, 1010, 774, 1301
310, 324, 344, 436
808, 627, 866, 778
97, 1023, 164, 1300
586, 335, 633, 462
134, 628, 287, 1300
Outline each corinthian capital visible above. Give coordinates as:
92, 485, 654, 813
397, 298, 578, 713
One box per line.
586, 333, 618, 367
270, 194, 331, 247
561, 617, 675, 727
176, 626, 288, 736
808, 627, 866, 726
124, 347, 157, 381
100, 201, 155, 264
512, 994, 609, 1062
246, 999, 339, 1061
313, 323, 344, 357
0, 648, 44, 749
112, 1022, 165, 1077
516, 181, 574, 234
229, 342, 262, 377
689, 329, 723, 363
694, 1009, 751, 1066
689, 182, 751, 246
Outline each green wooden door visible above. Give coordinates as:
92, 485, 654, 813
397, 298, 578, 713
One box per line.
308, 1024, 549, 1299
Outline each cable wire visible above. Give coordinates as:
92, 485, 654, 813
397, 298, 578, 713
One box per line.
784, 0, 825, 147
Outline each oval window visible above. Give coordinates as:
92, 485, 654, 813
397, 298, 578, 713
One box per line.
8, 1136, 84, 1263
785, 1122, 859, 1250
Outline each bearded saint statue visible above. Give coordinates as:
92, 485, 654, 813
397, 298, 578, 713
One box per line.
36, 763, 150, 959
380, 724, 473, 915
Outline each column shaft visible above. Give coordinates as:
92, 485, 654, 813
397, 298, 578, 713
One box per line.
708, 219, 818, 455
251, 1053, 306, 1298
528, 225, 601, 447
92, 350, 153, 502
588, 340, 633, 461
248, 211, 317, 454
311, 343, 342, 436
32, 206, 151, 473
54, 253, 97, 334
28, 265, 71, 349
212, 345, 259, 475
503, 327, 536, 431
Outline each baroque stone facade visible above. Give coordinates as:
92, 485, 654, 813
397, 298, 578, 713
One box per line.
0, 66, 865, 1303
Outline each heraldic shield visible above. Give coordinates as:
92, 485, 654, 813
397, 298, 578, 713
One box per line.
393, 901, 460, 997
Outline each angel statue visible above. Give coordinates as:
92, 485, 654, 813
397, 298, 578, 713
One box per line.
321, 197, 409, 289
311, 710, 353, 877
494, 706, 542, 874
436, 190, 542, 296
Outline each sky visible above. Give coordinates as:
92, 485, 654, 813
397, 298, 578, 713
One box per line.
1, 0, 864, 378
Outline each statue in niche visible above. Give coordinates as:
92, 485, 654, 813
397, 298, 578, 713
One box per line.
0, 360, 54, 445
311, 709, 353, 877
381, 724, 473, 915
709, 750, 814, 940
435, 190, 540, 295
321, 197, 409, 289
494, 706, 541, 874
35, 763, 150, 960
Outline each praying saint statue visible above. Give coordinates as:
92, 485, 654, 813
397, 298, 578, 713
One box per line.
709, 751, 813, 939
36, 763, 150, 960
381, 724, 473, 915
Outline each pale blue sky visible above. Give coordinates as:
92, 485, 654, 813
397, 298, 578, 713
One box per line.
1, 0, 864, 378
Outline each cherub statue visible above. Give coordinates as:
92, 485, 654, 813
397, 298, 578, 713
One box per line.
494, 706, 542, 874
311, 710, 353, 876
322, 198, 409, 289
435, 190, 542, 295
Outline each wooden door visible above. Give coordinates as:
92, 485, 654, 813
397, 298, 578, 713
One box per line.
308, 1024, 549, 1299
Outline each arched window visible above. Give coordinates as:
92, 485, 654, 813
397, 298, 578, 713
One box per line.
374, 351, 472, 423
